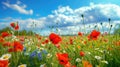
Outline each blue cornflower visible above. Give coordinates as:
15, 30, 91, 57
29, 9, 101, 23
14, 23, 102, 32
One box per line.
30, 50, 37, 58
23, 47, 26, 52
41, 50, 48, 55
38, 52, 42, 60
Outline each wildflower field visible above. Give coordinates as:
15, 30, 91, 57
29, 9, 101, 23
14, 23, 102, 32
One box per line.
0, 22, 120, 67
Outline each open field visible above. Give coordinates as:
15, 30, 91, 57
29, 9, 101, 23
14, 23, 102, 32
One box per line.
0, 31, 120, 67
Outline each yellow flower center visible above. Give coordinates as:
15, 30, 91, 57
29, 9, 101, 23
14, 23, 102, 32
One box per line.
3, 55, 9, 59
19, 65, 25, 67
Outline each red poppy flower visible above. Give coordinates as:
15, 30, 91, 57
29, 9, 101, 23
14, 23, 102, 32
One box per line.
14, 41, 23, 52
80, 51, 85, 57
8, 41, 23, 52
14, 24, 19, 30
70, 38, 73, 45
10, 22, 19, 30
1, 32, 10, 38
0, 37, 4, 43
2, 42, 13, 47
8, 48, 14, 52
88, 30, 100, 40
56, 53, 69, 65
49, 33, 62, 45
84, 41, 87, 44
78, 32, 83, 36
82, 60, 93, 67
42, 39, 49, 45
72, 66, 76, 67
42, 42, 45, 44
19, 36, 25, 42
0, 59, 9, 67
64, 62, 71, 67
10, 22, 15, 28
44, 39, 49, 44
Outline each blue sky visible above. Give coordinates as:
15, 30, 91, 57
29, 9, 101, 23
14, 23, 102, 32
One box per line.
0, 0, 120, 35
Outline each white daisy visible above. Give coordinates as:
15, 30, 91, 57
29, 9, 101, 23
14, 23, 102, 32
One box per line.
101, 60, 108, 64
76, 58, 81, 62
40, 64, 46, 67
18, 64, 27, 67
47, 53, 52, 58
0, 53, 11, 60
95, 56, 102, 60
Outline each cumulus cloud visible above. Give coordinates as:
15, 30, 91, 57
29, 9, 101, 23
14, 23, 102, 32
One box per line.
48, 3, 120, 26
2, 0, 33, 15
52, 6, 82, 24
1, 3, 120, 35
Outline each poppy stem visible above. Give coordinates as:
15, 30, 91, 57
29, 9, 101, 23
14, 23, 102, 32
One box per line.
81, 14, 86, 34
108, 18, 111, 35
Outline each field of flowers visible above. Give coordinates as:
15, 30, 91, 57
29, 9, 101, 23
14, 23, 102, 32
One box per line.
0, 22, 120, 67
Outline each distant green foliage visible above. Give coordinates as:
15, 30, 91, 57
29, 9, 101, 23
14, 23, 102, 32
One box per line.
114, 24, 120, 34
0, 27, 12, 33
0, 27, 35, 36
114, 29, 120, 34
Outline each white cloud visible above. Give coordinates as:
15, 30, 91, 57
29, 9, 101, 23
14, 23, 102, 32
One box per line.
2, 1, 33, 15
0, 17, 13, 21
26, 18, 46, 29
52, 6, 81, 24
50, 3, 120, 25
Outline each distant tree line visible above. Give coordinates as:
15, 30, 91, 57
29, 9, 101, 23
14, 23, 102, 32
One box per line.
0, 25, 120, 36
0, 27, 35, 36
